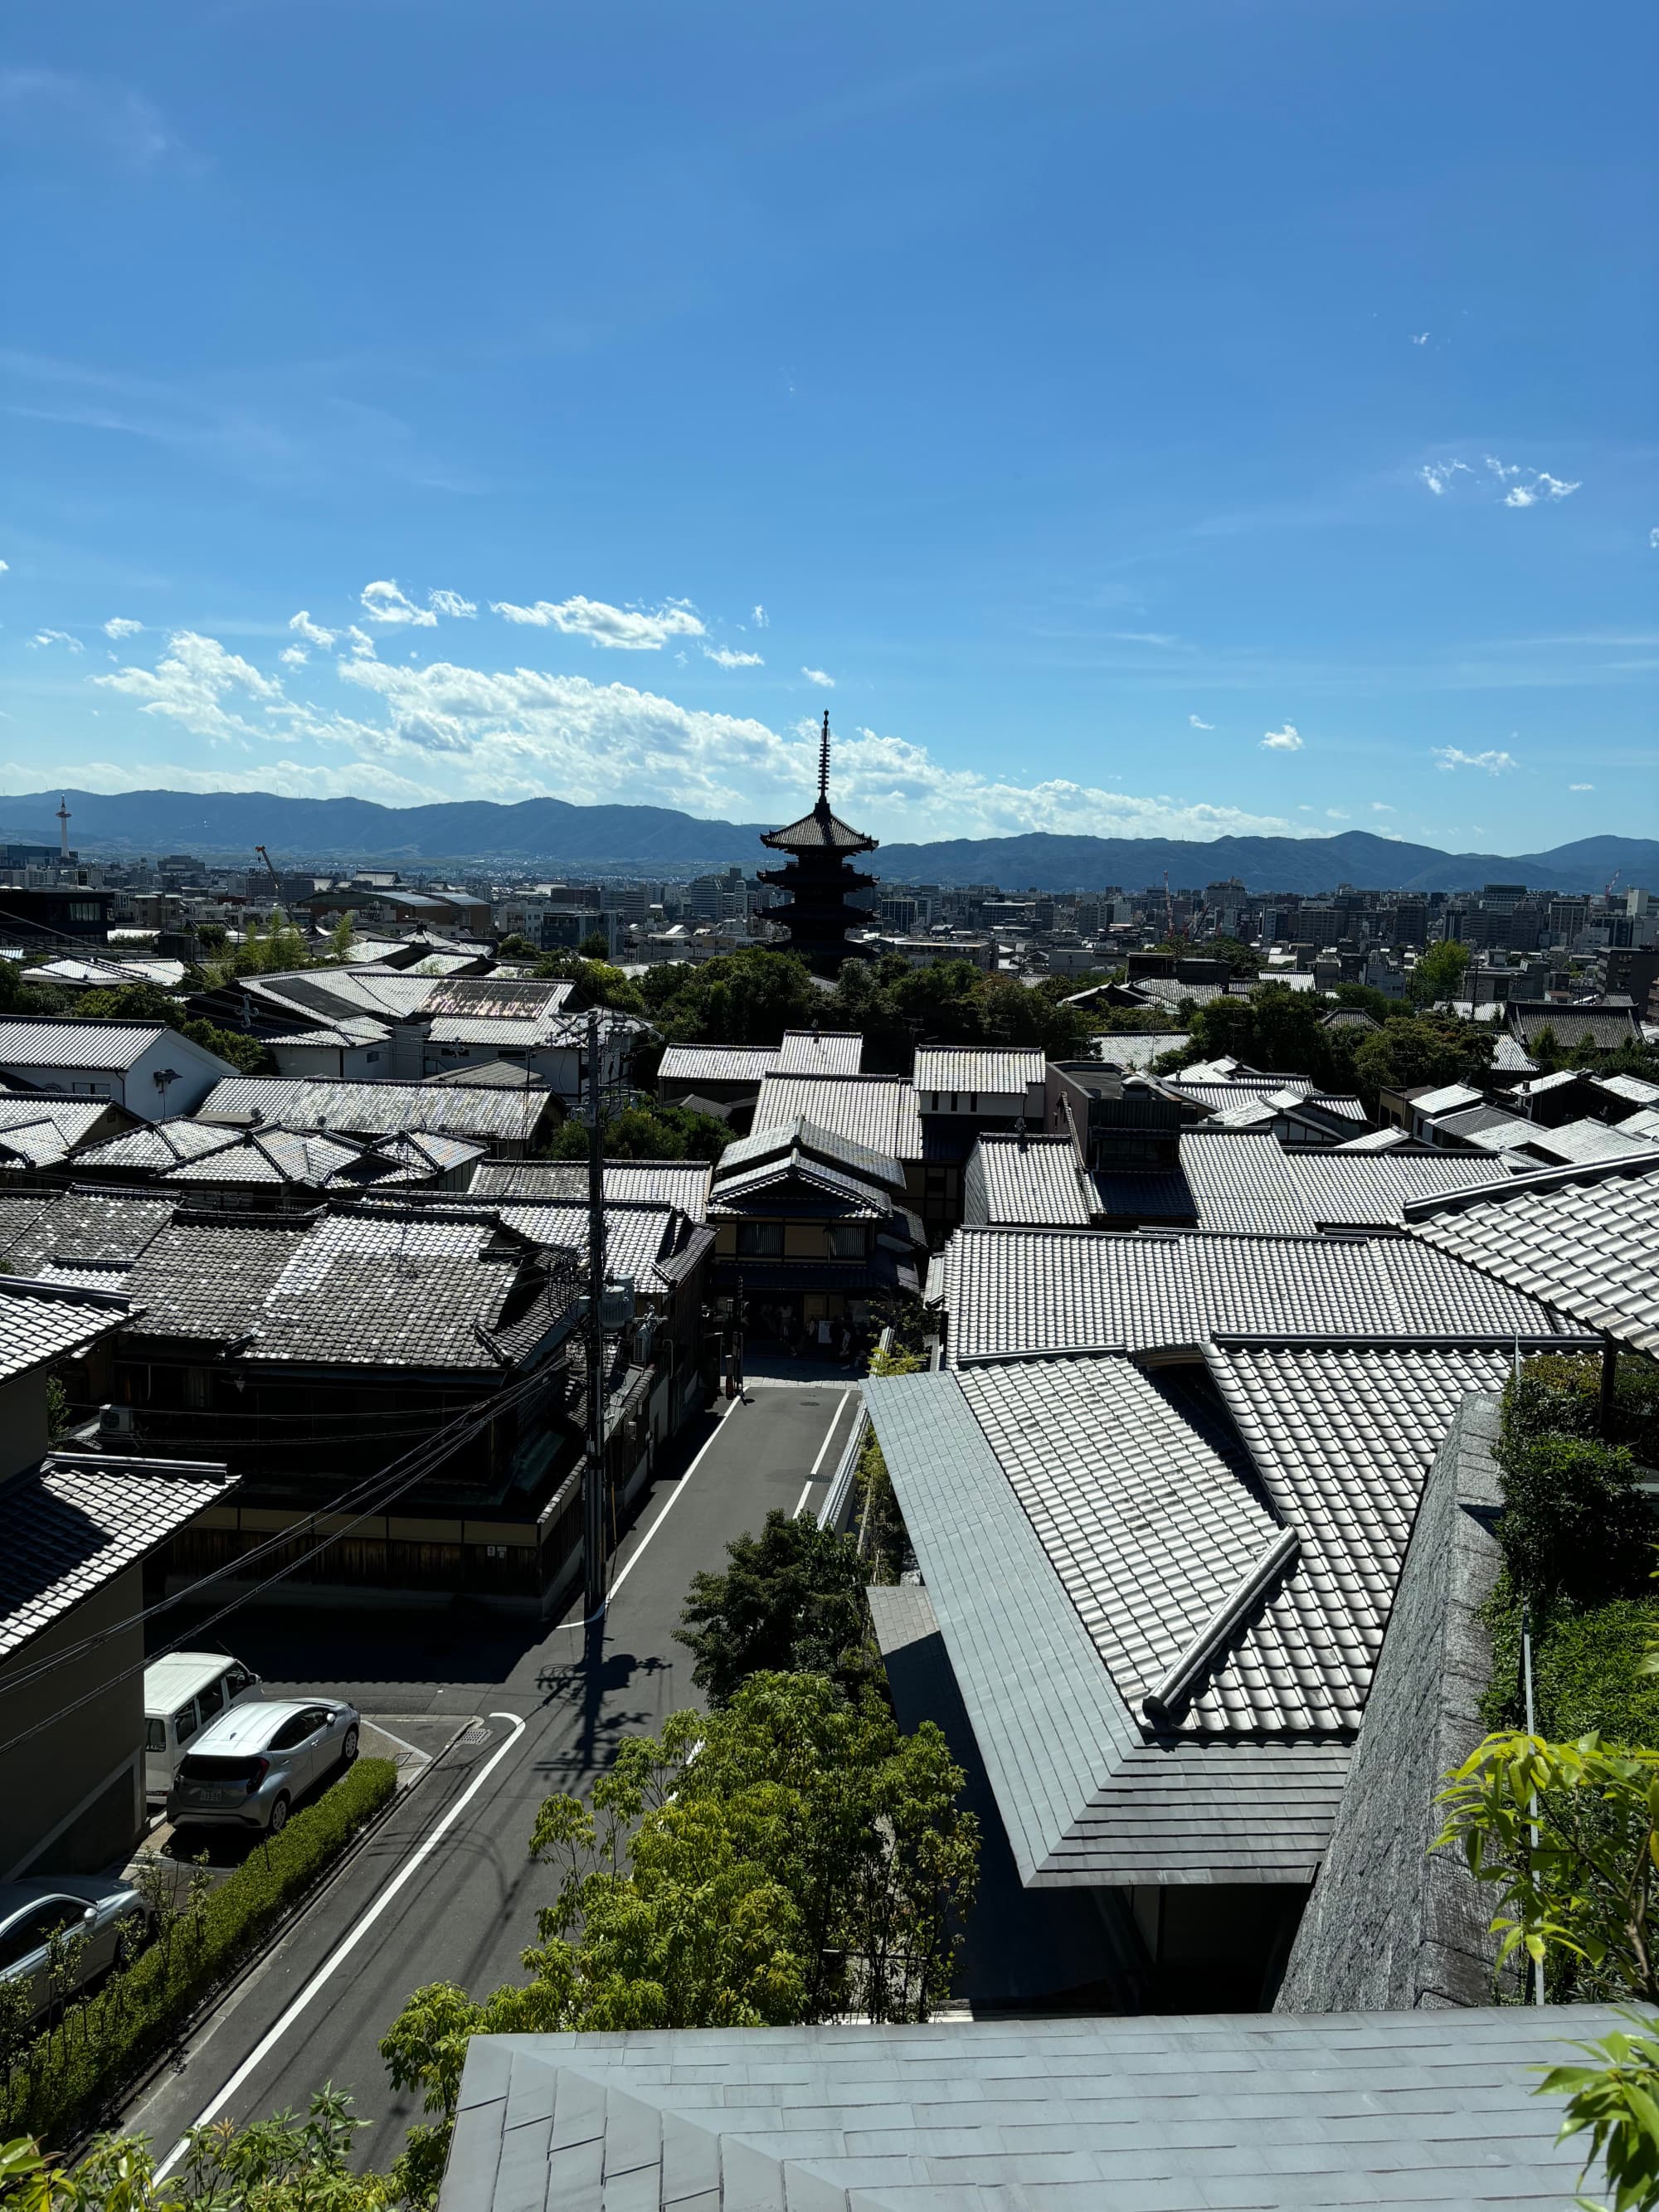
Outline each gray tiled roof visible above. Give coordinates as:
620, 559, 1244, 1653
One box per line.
776, 1029, 864, 1074
655, 1043, 781, 1086
1511, 999, 1641, 1048
1165, 1074, 1314, 1112
0, 1451, 228, 1660
487, 1201, 700, 1297
248, 1211, 525, 1369
0, 1096, 118, 1154
1087, 1029, 1188, 1071
963, 1135, 1090, 1228
932, 1225, 1589, 1362
0, 1188, 175, 1275
0, 1280, 127, 1383
197, 1076, 552, 1144
123, 1215, 313, 1342
1087, 1169, 1199, 1221
439, 2008, 1612, 2212
1204, 1343, 1512, 1727
1404, 1152, 1659, 1355
0, 1018, 165, 1072
752, 1073, 923, 1159
913, 1045, 1044, 1094
467, 1159, 713, 1222
708, 1152, 891, 1219
719, 1114, 904, 1192
1180, 1129, 1506, 1234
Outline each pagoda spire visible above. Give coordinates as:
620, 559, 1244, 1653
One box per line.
817, 709, 831, 807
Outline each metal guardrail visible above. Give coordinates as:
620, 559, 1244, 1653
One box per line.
818, 1401, 868, 1534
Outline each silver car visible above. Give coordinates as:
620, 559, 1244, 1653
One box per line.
0, 1877, 152, 2019
165, 1697, 361, 1835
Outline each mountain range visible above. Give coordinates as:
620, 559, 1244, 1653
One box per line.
2, 788, 1653, 898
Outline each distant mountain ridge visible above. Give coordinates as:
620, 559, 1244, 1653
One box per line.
1, 788, 1652, 897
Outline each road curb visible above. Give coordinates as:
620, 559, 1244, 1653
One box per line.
94, 1712, 479, 2154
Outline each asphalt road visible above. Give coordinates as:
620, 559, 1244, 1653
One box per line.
124, 1381, 860, 2175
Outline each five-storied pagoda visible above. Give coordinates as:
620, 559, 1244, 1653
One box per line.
757, 712, 878, 974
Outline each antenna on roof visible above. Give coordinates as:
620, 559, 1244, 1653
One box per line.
817, 710, 831, 806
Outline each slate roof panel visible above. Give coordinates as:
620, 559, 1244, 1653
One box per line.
0, 1451, 228, 1660
438, 2008, 1614, 2211
1404, 1154, 1659, 1355
752, 1074, 923, 1160
1179, 1130, 1508, 1235
932, 1226, 1588, 1362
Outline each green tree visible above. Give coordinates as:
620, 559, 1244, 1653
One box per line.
577, 930, 611, 961
1160, 981, 1351, 1091
531, 952, 647, 1014
541, 1101, 729, 1164
1350, 1014, 1491, 1106
676, 1510, 879, 1706
1408, 937, 1471, 1009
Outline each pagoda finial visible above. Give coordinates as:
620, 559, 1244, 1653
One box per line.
817, 709, 831, 807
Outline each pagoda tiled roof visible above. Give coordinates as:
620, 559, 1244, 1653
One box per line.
760, 800, 877, 853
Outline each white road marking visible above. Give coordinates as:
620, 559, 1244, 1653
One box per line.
153, 1709, 528, 2180
596, 1398, 737, 1615
795, 1388, 855, 1516
362, 1718, 444, 1765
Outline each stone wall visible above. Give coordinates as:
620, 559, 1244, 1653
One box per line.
1276, 1392, 1513, 2011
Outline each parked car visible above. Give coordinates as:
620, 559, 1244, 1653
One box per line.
165, 1699, 361, 1835
0, 1877, 152, 2019
144, 1652, 263, 1798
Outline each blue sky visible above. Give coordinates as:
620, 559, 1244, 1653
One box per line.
2, 0, 1653, 854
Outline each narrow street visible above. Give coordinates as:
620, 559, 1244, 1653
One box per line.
122, 1382, 859, 2174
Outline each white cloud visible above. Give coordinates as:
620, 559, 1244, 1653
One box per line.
0, 560, 10, 572
752, 605, 768, 628
102, 615, 143, 639
1369, 800, 1395, 812
1411, 332, 1428, 345
1326, 808, 1350, 819
1188, 714, 1214, 730
361, 579, 437, 628
1650, 528, 1659, 550
1569, 782, 1594, 791
1261, 724, 1303, 751
1535, 472, 1579, 501
427, 588, 477, 619
489, 596, 704, 649
1433, 746, 1517, 775
1110, 630, 1179, 648
289, 610, 336, 648
95, 630, 282, 748
1485, 456, 1523, 483
344, 625, 377, 658
29, 629, 82, 652
704, 646, 765, 668
1419, 461, 1472, 496
279, 645, 309, 668
800, 666, 835, 688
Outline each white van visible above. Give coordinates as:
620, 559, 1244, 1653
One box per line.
143, 1654, 262, 1798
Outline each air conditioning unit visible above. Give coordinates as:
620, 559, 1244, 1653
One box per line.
600, 1277, 636, 1330
97, 1404, 136, 1441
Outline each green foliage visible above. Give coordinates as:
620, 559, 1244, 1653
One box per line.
530, 953, 646, 1014
1409, 937, 1472, 1008
854, 1428, 908, 1585
379, 1677, 977, 2189
0, 1761, 396, 2146
1350, 1013, 1491, 1105
1162, 980, 1351, 1090
636, 947, 817, 1044
324, 913, 358, 965
1436, 1730, 1659, 2005
42, 1380, 69, 1442
178, 1018, 276, 1077
1538, 2012, 1659, 2212
541, 1101, 729, 1164
13, 980, 276, 1078
203, 914, 314, 981
1505, 1353, 1659, 1467
825, 954, 1093, 1069
577, 931, 611, 962
1535, 1603, 1659, 1750
1497, 1435, 1650, 1611
676, 1510, 879, 1706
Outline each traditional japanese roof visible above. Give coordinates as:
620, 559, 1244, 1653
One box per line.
930, 1224, 1591, 1364
0, 1450, 229, 1662
1509, 999, 1642, 1049
486, 1201, 712, 1298
775, 1029, 864, 1075
1410, 1082, 1485, 1120
71, 1118, 485, 1190
752, 1073, 923, 1160
1088, 1030, 1188, 1071
913, 1046, 1044, 1096
655, 1043, 781, 1087
0, 1278, 129, 1382
1490, 1032, 1540, 1074
709, 1151, 893, 1221
1598, 1072, 1659, 1108
0, 1018, 168, 1072
197, 1076, 553, 1145
964, 1135, 1091, 1228
0, 1187, 175, 1281
1404, 1152, 1659, 1357
1179, 1130, 1509, 1234
440, 2009, 1613, 2212
0, 1096, 123, 1167
467, 1159, 713, 1222
718, 1113, 905, 1193
759, 805, 877, 853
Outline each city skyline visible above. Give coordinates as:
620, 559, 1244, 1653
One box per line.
3, 0, 1653, 850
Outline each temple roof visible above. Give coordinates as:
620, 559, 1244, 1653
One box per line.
760, 801, 878, 854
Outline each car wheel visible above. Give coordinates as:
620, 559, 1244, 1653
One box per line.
267, 1794, 290, 1836
340, 1725, 359, 1766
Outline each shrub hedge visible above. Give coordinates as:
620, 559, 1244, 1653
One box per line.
0, 1756, 396, 2146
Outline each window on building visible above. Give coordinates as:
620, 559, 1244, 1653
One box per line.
68, 902, 102, 921
825, 1223, 866, 1259
735, 1221, 784, 1257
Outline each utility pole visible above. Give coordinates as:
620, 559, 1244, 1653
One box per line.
583, 1007, 609, 1619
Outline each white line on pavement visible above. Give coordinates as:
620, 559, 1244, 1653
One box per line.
795, 1388, 854, 1517
153, 1709, 528, 2180
598, 1398, 737, 1614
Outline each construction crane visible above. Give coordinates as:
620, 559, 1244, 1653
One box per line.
1606, 869, 1623, 902
1163, 870, 1174, 939
254, 844, 280, 889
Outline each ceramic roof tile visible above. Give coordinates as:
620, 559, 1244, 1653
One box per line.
468, 1159, 713, 1222
964, 1136, 1091, 1228
1180, 1130, 1507, 1235
719, 1114, 904, 1191
752, 1074, 923, 1160
913, 1047, 1044, 1094
0, 1188, 175, 1274
1404, 1154, 1659, 1355
657, 1044, 781, 1086
0, 1018, 166, 1072
0, 1281, 127, 1382
197, 1076, 552, 1144
776, 1030, 864, 1074
932, 1226, 1588, 1362
0, 1451, 228, 1660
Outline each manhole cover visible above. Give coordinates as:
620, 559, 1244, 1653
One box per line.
460, 1722, 490, 1746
